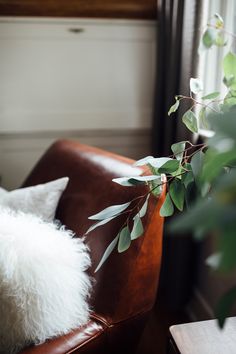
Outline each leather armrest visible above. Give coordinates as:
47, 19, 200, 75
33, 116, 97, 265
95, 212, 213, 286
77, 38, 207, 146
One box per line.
19, 314, 107, 354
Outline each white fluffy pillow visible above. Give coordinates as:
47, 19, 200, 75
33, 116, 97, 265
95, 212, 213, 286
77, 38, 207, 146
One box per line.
0, 177, 69, 222
0, 208, 91, 354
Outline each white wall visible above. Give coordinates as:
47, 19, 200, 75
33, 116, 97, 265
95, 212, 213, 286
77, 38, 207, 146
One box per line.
0, 17, 156, 132
0, 17, 157, 188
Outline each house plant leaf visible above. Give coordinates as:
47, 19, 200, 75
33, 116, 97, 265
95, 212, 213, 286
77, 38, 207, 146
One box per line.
131, 215, 144, 240
202, 28, 216, 49
182, 110, 198, 133
168, 97, 180, 116
158, 160, 180, 174
139, 195, 150, 218
118, 226, 131, 253
169, 179, 185, 211
198, 107, 209, 129
191, 150, 205, 179
202, 91, 220, 100
223, 52, 236, 90
88, 201, 131, 220
85, 216, 117, 234
202, 149, 236, 183
171, 141, 186, 161
190, 78, 203, 94
95, 234, 119, 272
134, 156, 155, 166
160, 193, 174, 217
112, 175, 160, 186
148, 157, 173, 169
181, 163, 194, 189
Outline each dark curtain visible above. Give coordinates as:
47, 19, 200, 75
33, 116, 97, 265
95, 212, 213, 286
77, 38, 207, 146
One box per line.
152, 0, 204, 310
152, 0, 203, 156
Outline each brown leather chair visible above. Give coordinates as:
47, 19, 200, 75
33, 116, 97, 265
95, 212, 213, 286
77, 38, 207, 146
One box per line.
19, 139, 165, 354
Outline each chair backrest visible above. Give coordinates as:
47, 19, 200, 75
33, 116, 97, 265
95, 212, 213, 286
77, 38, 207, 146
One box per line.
22, 140, 165, 324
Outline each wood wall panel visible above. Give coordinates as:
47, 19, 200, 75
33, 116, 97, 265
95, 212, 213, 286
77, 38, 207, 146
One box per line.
0, 0, 157, 19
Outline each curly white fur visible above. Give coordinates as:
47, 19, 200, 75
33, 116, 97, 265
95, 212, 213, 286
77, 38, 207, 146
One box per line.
0, 208, 91, 354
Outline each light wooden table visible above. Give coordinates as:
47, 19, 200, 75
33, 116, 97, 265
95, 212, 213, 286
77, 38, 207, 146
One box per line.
169, 317, 236, 354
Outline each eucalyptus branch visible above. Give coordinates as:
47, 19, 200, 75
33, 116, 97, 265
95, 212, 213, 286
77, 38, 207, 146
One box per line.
117, 169, 191, 219
178, 95, 220, 113
92, 12, 236, 328
183, 145, 206, 161
207, 23, 236, 41
169, 143, 206, 160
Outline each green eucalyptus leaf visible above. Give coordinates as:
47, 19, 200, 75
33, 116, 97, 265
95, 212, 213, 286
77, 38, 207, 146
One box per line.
181, 164, 194, 189
202, 91, 220, 100
95, 234, 119, 272
147, 163, 158, 175
191, 150, 205, 179
215, 286, 236, 328
128, 175, 161, 184
134, 156, 154, 166
182, 110, 198, 133
111, 177, 136, 187
139, 195, 150, 218
223, 75, 235, 88
171, 141, 186, 161
214, 13, 224, 28
184, 182, 197, 210
202, 149, 236, 182
160, 193, 174, 217
171, 165, 184, 178
190, 78, 203, 94
167, 165, 182, 179
112, 175, 159, 186
230, 89, 236, 97
198, 107, 209, 129
223, 52, 236, 90
85, 216, 117, 234
88, 201, 131, 220
209, 110, 236, 140
168, 98, 180, 116
215, 32, 227, 47
118, 226, 131, 253
149, 177, 163, 197
158, 160, 180, 174
169, 179, 185, 211
148, 157, 173, 169
224, 96, 236, 108
131, 215, 144, 240
202, 28, 216, 49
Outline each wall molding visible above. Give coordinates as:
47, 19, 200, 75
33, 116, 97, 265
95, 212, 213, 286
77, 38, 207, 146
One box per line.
0, 128, 151, 141
0, 0, 157, 20
0, 128, 151, 189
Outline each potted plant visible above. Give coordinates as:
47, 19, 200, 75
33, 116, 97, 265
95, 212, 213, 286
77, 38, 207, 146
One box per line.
86, 13, 236, 327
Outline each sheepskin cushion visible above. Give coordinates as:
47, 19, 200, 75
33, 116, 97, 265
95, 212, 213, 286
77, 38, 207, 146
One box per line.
0, 208, 91, 354
0, 177, 69, 222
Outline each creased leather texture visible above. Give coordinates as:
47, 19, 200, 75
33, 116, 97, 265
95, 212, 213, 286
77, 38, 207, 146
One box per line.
19, 315, 106, 354
19, 140, 165, 353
